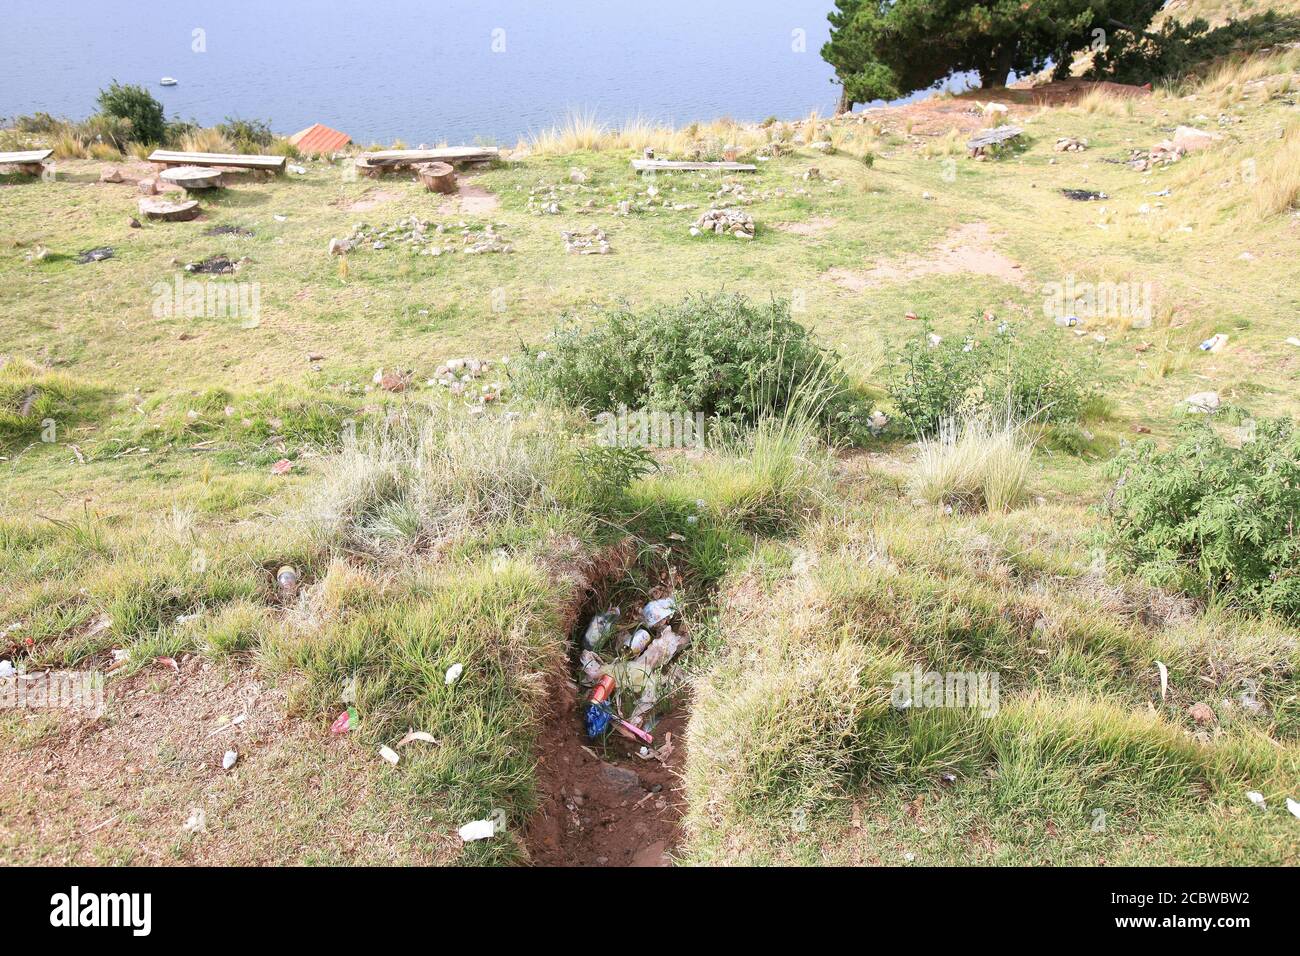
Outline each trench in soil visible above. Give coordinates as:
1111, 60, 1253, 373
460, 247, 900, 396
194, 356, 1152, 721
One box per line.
524, 544, 690, 867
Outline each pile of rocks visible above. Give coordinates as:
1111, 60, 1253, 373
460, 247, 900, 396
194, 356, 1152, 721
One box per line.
562, 227, 611, 255
1054, 137, 1088, 152
330, 218, 514, 256
691, 208, 756, 239
430, 357, 506, 403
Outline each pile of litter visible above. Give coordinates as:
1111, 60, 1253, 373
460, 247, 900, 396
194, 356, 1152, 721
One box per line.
330, 217, 514, 256
577, 595, 687, 744
76, 247, 114, 264
185, 254, 239, 275
691, 208, 755, 239
429, 357, 506, 403
1061, 188, 1107, 202
562, 227, 611, 255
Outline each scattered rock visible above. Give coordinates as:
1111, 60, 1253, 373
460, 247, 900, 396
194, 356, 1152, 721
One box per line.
99, 167, 125, 184
328, 237, 355, 256
693, 207, 755, 239
562, 227, 611, 255
1172, 125, 1222, 154
1189, 703, 1216, 726
1183, 391, 1221, 414
1061, 188, 1107, 201
599, 763, 641, 793
1053, 136, 1088, 152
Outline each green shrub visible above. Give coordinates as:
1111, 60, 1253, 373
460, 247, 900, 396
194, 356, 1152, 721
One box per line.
1104, 418, 1300, 623
1089, 12, 1300, 85
516, 293, 869, 442
885, 322, 1097, 436
95, 81, 165, 145
218, 116, 275, 152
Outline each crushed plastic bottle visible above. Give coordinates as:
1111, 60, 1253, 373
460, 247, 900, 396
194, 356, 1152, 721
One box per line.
641, 597, 676, 629
582, 607, 620, 651
636, 626, 686, 672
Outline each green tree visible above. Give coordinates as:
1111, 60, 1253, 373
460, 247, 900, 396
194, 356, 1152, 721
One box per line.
95, 81, 166, 144
822, 1, 1164, 110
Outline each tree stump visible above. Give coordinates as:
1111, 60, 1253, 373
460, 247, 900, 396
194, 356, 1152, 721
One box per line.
354, 157, 383, 178
416, 161, 457, 194
160, 165, 224, 191
138, 197, 201, 222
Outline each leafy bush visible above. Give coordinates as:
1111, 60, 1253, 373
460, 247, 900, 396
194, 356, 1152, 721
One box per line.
218, 117, 275, 152
1104, 418, 1300, 623
95, 81, 165, 144
516, 293, 870, 442
1089, 12, 1300, 85
885, 322, 1097, 436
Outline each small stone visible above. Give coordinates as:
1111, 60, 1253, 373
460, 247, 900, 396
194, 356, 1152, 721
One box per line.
1189, 703, 1215, 726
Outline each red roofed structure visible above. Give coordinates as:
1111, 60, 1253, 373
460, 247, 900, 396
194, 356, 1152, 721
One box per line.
288, 123, 352, 155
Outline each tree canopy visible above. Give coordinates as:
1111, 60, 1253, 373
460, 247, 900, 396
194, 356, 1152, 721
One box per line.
822, 1, 1165, 109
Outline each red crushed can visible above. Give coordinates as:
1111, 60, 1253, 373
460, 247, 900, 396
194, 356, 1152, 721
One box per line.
590, 674, 616, 705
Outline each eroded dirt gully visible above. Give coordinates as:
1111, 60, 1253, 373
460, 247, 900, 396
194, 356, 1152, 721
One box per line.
525, 542, 690, 867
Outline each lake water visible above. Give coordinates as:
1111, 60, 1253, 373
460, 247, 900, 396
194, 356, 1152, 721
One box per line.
0, 0, 846, 144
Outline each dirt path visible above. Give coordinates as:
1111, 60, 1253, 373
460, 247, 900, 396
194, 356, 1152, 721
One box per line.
525, 678, 685, 866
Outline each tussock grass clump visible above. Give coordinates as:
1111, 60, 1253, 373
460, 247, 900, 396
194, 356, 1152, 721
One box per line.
0, 357, 110, 449
1251, 122, 1300, 219
180, 127, 236, 154
683, 497, 1300, 864
301, 404, 569, 556
264, 555, 568, 840
911, 414, 1033, 513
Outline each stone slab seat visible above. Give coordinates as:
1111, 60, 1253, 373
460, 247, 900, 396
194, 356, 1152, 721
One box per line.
0, 148, 54, 175
147, 150, 287, 173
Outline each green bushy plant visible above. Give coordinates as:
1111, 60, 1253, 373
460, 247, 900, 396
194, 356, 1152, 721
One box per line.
95, 81, 166, 144
1103, 417, 1300, 623
218, 117, 275, 152
516, 293, 870, 442
885, 322, 1098, 436
1089, 12, 1300, 85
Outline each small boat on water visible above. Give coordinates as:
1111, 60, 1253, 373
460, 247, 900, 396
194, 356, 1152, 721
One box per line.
159, 77, 178, 86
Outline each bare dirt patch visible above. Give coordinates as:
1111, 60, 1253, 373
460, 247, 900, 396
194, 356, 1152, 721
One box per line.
0, 658, 448, 865
827, 221, 1027, 291
336, 188, 400, 212
453, 182, 500, 216
526, 679, 685, 867
774, 216, 837, 237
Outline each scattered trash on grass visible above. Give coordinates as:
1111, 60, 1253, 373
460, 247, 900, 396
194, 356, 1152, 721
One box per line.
156, 656, 179, 673
444, 663, 464, 686
458, 817, 499, 842
1246, 790, 1266, 809
1061, 189, 1107, 201
183, 808, 206, 834
397, 730, 438, 748
1287, 798, 1300, 820
379, 745, 400, 766
330, 707, 355, 735
222, 750, 238, 771
276, 565, 299, 596
0, 660, 15, 679
1155, 660, 1168, 701
1199, 333, 1229, 353
76, 247, 114, 264
270, 458, 294, 475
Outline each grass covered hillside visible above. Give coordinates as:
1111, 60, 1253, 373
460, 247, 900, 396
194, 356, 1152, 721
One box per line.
1, 45, 1298, 865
